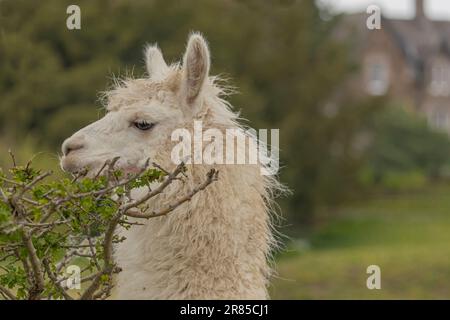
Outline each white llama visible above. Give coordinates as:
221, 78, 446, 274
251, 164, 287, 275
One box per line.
60, 33, 282, 299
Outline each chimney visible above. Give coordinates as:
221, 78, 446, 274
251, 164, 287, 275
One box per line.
415, 0, 426, 19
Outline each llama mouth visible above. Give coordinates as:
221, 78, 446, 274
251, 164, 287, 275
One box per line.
60, 156, 81, 174
61, 156, 144, 179
60, 156, 99, 176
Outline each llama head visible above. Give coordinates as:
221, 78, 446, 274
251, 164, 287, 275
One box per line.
60, 33, 223, 175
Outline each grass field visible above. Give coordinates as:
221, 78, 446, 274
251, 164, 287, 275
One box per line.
270, 184, 450, 299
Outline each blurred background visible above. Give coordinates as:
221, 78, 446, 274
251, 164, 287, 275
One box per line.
1, 0, 450, 299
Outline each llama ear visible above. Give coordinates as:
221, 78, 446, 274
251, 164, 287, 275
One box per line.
181, 33, 210, 106
144, 44, 169, 79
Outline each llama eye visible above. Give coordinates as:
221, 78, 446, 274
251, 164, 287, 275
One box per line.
134, 120, 155, 131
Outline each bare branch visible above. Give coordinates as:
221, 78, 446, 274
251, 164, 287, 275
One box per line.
17, 171, 53, 198
22, 229, 45, 299
21, 197, 40, 206
126, 169, 218, 219
0, 176, 22, 186
0, 187, 8, 202
43, 259, 74, 300
0, 284, 17, 300
8, 149, 16, 167
20, 220, 70, 228
121, 162, 186, 212
80, 210, 121, 300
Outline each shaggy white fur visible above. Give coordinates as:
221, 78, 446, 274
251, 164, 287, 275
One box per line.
61, 33, 283, 299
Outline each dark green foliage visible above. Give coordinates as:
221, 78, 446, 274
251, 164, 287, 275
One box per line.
362, 107, 450, 189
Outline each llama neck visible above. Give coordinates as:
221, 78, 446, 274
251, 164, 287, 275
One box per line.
115, 163, 273, 299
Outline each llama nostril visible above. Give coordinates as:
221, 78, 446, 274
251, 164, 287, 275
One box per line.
62, 139, 85, 156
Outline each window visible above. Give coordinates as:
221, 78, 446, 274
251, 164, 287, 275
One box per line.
365, 56, 390, 96
429, 61, 450, 96
429, 108, 450, 131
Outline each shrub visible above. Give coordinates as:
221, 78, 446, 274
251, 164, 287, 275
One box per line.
363, 107, 450, 189
0, 156, 217, 300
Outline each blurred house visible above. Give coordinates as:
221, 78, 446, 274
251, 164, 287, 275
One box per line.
339, 0, 450, 133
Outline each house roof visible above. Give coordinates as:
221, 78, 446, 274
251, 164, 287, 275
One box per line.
338, 12, 450, 84
385, 16, 450, 85
385, 18, 449, 61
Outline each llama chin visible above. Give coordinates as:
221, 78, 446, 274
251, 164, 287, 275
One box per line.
61, 32, 284, 299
